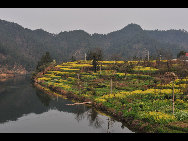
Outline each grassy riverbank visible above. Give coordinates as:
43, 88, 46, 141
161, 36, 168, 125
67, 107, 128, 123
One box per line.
33, 60, 188, 133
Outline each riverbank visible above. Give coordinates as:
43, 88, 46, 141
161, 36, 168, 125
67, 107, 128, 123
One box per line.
34, 81, 186, 133
33, 60, 188, 133
0, 65, 28, 81
0, 73, 31, 82
0, 73, 15, 79
33, 82, 139, 133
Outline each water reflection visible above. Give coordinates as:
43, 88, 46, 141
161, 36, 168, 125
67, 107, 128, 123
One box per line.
36, 89, 53, 107
0, 76, 133, 133
36, 89, 104, 129
74, 107, 104, 129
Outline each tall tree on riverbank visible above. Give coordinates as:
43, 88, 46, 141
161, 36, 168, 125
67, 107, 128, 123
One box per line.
92, 55, 98, 73
87, 48, 103, 72
87, 48, 103, 61
36, 52, 53, 72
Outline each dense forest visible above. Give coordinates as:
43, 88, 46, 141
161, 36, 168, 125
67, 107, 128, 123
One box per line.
0, 19, 188, 72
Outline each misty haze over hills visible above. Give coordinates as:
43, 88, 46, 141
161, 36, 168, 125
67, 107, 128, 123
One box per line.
0, 19, 188, 71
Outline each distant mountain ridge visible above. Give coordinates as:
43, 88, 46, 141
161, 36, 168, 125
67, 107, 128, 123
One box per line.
0, 19, 187, 71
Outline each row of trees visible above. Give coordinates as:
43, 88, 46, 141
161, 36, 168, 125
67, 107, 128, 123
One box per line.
35, 49, 188, 74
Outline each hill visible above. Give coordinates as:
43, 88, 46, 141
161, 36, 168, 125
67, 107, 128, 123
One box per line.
0, 19, 187, 72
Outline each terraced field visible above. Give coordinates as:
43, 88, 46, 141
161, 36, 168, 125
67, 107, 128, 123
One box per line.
34, 60, 188, 133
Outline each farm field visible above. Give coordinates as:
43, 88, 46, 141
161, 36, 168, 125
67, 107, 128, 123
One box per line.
34, 60, 188, 133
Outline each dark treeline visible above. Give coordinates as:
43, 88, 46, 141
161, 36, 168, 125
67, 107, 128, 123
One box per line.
0, 19, 188, 72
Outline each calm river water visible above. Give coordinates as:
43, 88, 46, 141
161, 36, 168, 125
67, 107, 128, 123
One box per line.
0, 75, 133, 133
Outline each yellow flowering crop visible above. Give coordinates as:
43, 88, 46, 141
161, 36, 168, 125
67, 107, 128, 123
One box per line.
98, 61, 124, 64
37, 77, 51, 81
140, 111, 176, 124
60, 68, 80, 72
101, 88, 182, 100
133, 66, 159, 72
95, 98, 107, 103
116, 73, 126, 77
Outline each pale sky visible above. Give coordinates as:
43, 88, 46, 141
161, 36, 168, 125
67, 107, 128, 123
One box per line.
0, 8, 188, 34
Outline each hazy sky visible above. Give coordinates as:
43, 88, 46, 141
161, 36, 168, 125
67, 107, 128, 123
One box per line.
0, 8, 188, 34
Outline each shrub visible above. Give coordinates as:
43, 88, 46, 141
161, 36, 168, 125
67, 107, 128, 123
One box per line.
174, 110, 188, 121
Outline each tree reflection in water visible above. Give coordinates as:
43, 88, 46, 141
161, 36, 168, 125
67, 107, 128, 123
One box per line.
107, 117, 115, 133
36, 89, 116, 131
35, 88, 105, 129
87, 108, 104, 128
75, 107, 117, 133
75, 106, 104, 129
36, 89, 51, 107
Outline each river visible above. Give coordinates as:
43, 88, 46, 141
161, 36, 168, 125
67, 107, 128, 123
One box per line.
0, 75, 133, 133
